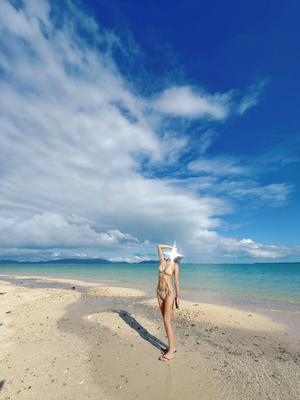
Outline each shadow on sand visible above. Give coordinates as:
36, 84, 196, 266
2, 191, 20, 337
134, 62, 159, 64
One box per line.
0, 380, 5, 393
113, 309, 167, 353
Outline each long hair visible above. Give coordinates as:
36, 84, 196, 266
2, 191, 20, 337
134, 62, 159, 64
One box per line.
173, 256, 183, 264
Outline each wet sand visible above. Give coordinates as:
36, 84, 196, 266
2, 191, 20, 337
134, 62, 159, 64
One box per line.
0, 275, 300, 399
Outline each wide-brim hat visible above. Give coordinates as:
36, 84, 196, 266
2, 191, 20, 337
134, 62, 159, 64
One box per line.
164, 242, 183, 261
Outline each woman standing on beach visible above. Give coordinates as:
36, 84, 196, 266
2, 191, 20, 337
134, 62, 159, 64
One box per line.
156, 243, 182, 361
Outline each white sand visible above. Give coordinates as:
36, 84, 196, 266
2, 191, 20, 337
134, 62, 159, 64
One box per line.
1, 276, 299, 400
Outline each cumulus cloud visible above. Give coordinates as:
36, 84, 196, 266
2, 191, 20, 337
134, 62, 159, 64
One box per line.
0, 212, 142, 248
0, 0, 227, 260
0, 0, 297, 262
186, 231, 300, 262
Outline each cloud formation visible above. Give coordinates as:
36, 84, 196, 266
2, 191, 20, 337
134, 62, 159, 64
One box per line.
188, 155, 249, 176
0, 0, 297, 262
238, 80, 267, 114
151, 86, 231, 120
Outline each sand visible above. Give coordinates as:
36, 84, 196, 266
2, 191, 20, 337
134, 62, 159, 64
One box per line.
0, 275, 300, 400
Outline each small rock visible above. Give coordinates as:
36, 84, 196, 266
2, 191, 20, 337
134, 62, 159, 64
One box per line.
71, 286, 76, 290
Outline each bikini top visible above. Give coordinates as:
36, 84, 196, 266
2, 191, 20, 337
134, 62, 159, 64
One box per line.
158, 260, 173, 276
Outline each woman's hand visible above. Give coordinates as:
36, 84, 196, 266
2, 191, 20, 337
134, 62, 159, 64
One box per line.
175, 295, 180, 309
158, 243, 173, 249
157, 244, 173, 263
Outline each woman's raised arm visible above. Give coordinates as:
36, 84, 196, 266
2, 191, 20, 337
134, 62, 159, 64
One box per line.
157, 243, 173, 263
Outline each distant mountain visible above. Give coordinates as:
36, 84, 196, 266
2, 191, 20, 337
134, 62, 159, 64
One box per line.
137, 259, 157, 264
0, 258, 112, 264
42, 258, 113, 264
0, 259, 20, 264
0, 258, 158, 264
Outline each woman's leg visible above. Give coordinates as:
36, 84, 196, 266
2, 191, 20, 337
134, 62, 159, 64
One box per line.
157, 292, 165, 316
157, 292, 169, 354
162, 294, 176, 358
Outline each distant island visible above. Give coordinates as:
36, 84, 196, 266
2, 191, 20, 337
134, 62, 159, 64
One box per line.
0, 258, 158, 265
0, 259, 298, 265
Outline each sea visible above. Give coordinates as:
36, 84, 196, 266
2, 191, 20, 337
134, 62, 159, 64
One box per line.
1, 261, 300, 312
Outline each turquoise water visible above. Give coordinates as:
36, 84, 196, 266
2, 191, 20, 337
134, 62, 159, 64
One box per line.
0, 262, 300, 307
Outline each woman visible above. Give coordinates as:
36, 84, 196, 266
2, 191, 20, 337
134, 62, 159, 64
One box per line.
156, 243, 182, 361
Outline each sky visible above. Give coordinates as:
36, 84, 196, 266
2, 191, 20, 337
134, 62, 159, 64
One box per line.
0, 0, 299, 263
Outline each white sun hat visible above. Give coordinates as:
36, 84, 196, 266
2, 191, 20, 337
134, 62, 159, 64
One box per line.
164, 241, 183, 261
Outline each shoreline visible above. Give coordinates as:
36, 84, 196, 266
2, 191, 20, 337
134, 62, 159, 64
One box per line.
1, 275, 300, 399
1, 272, 300, 332
0, 262, 299, 310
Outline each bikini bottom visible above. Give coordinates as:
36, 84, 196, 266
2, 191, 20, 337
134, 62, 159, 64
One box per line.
156, 287, 175, 308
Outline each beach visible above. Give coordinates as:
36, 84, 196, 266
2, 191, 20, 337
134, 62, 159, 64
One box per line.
1, 2, 300, 400
1, 274, 299, 400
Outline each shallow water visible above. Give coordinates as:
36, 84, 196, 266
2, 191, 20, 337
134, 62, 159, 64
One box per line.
1, 261, 300, 309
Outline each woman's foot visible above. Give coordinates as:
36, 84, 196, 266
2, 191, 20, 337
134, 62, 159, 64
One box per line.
161, 347, 177, 354
159, 351, 175, 361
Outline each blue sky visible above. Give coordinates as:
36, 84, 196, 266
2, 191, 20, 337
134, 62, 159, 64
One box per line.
0, 0, 299, 262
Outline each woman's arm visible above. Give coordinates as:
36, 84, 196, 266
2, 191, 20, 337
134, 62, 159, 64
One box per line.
174, 263, 180, 298
157, 243, 173, 263
158, 243, 173, 249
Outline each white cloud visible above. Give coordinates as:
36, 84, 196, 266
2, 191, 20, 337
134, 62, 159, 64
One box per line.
0, 212, 144, 248
186, 231, 299, 262
184, 152, 294, 207
239, 238, 280, 258
151, 85, 231, 120
150, 80, 266, 121
0, 0, 227, 260
188, 156, 248, 176
198, 129, 218, 155
108, 255, 153, 263
238, 80, 267, 114
232, 183, 293, 205
0, 0, 298, 263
